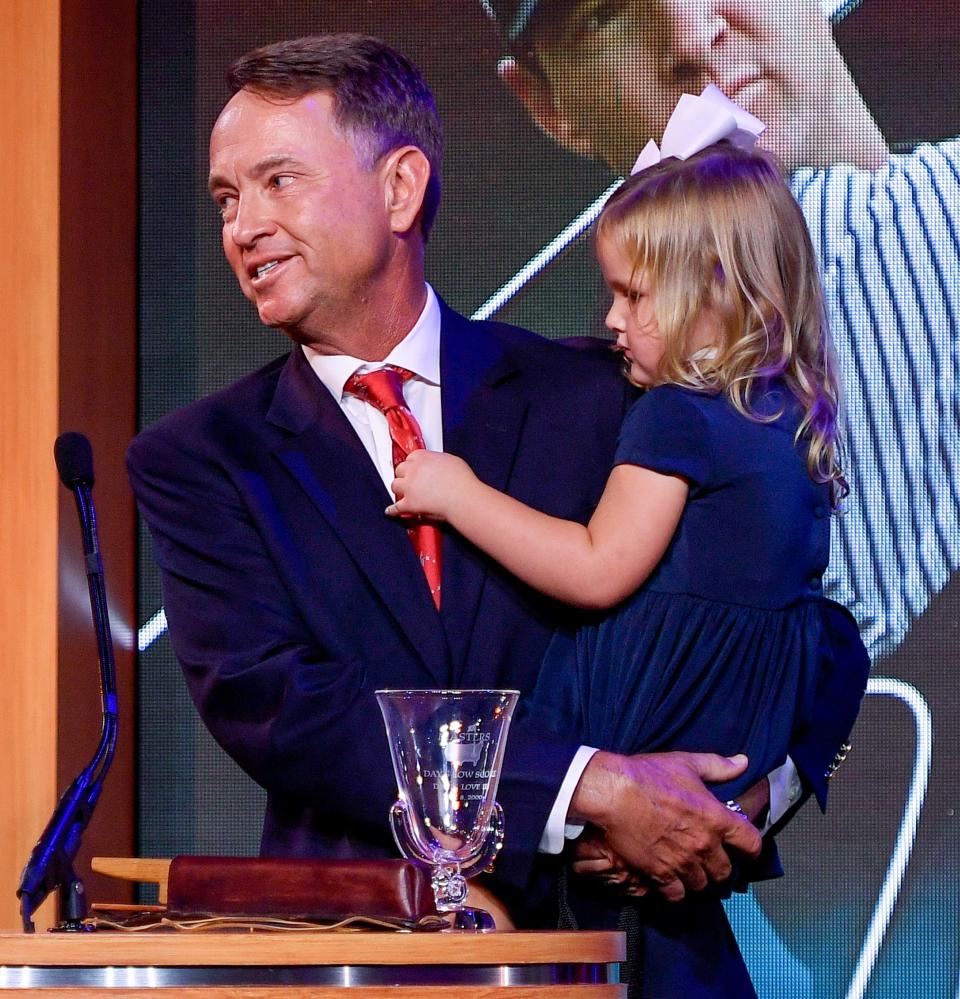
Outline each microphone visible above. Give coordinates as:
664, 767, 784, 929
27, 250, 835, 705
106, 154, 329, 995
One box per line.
17, 432, 119, 933
54, 431, 94, 488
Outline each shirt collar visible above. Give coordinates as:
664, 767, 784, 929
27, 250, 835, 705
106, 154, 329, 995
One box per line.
303, 285, 441, 402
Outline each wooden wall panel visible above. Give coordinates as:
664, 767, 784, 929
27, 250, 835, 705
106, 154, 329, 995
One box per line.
57, 0, 137, 913
0, 0, 62, 932
0, 0, 137, 931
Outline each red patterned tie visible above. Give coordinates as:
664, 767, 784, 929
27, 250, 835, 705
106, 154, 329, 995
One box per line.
345, 366, 442, 609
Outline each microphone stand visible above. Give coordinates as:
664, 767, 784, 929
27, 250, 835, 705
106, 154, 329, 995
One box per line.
17, 438, 119, 933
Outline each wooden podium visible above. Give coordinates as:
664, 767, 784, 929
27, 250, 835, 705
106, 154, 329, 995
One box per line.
0, 929, 624, 997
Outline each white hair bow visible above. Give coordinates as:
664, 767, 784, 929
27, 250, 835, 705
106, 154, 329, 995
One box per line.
630, 85, 766, 176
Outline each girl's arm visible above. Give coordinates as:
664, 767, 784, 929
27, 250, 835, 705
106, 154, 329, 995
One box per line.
389, 450, 687, 610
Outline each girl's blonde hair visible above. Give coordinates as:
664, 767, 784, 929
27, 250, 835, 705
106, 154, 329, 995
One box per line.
598, 143, 847, 501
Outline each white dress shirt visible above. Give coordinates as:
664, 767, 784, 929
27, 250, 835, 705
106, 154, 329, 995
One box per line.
303, 284, 444, 489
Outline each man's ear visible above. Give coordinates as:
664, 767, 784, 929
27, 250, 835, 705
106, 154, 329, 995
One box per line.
384, 146, 431, 236
498, 55, 594, 158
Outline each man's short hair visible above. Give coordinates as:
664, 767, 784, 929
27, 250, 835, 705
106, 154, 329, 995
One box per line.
228, 34, 443, 235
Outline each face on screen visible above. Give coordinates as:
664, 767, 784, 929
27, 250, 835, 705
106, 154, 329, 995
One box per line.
515, 0, 837, 174
208, 89, 395, 347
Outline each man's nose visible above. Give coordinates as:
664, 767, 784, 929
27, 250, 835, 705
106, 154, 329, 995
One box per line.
662, 0, 724, 67
229, 192, 276, 247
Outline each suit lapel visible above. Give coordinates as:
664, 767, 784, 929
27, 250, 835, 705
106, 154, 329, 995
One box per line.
438, 304, 529, 684
266, 348, 451, 682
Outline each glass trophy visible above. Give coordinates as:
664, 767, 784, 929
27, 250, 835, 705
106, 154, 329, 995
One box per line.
376, 688, 519, 931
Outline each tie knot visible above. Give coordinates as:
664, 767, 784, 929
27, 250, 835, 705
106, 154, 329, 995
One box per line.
345, 366, 415, 414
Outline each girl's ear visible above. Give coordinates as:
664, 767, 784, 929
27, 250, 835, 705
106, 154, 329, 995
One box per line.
383, 145, 431, 236
498, 56, 594, 158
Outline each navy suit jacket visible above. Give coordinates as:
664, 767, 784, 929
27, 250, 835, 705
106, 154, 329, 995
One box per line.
128, 303, 867, 907
128, 304, 629, 894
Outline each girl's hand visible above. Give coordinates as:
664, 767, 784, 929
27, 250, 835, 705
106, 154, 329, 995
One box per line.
387, 450, 477, 522
733, 776, 770, 828
571, 826, 648, 898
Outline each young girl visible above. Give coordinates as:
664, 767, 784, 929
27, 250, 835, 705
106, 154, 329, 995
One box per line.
389, 140, 868, 990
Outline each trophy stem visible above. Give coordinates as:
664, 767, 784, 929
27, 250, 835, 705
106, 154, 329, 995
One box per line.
433, 860, 495, 932
431, 860, 468, 911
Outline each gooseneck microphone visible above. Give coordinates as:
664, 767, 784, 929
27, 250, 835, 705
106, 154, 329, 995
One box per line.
17, 432, 119, 933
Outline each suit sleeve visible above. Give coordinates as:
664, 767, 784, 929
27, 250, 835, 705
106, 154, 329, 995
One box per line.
127, 423, 399, 841
785, 600, 871, 817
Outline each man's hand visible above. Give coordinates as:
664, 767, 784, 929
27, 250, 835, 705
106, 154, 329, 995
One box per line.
571, 775, 772, 898
388, 449, 477, 521
568, 750, 762, 902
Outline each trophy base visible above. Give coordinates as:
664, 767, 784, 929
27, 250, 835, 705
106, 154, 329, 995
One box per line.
442, 907, 496, 932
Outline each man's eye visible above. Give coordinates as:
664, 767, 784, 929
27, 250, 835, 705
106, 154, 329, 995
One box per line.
579, 0, 624, 34
270, 175, 294, 189
216, 194, 237, 218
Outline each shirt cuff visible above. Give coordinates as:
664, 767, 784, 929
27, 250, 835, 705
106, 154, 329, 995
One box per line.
538, 746, 599, 854
763, 755, 803, 833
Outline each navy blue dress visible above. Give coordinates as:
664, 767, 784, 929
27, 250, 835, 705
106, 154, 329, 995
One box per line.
533, 382, 847, 802
530, 383, 865, 997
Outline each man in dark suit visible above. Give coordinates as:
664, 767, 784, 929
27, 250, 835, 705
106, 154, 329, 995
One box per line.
128, 39, 862, 987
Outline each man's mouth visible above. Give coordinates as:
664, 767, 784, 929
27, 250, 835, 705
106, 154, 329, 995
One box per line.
257, 260, 281, 278
720, 69, 764, 108
248, 257, 291, 286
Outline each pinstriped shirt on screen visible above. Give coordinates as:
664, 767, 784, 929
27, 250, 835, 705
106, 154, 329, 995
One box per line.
790, 139, 960, 659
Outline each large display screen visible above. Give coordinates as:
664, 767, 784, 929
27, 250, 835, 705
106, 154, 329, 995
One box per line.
137, 3, 960, 995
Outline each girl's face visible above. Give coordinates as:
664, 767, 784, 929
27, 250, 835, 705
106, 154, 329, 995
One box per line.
597, 234, 720, 387
597, 235, 665, 387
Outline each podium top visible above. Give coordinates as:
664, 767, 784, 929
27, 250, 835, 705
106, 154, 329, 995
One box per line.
0, 930, 624, 967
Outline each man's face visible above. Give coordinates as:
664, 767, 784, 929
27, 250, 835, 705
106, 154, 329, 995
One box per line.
208, 89, 394, 346
522, 0, 836, 174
